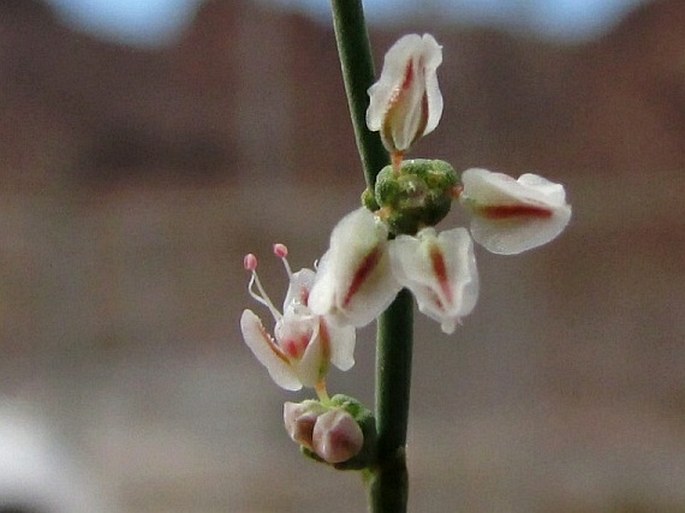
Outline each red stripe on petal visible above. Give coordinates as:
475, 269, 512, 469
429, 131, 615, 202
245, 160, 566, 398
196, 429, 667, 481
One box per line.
430, 244, 453, 305
256, 321, 290, 365
480, 204, 553, 220
342, 247, 382, 308
401, 60, 414, 90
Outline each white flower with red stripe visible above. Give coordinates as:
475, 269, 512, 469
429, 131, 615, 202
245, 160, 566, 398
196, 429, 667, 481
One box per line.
309, 208, 401, 328
240, 244, 355, 394
389, 227, 478, 334
366, 33, 443, 163
460, 168, 572, 255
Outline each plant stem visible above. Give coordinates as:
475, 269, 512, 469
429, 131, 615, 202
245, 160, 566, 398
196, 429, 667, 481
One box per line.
368, 289, 413, 513
330, 0, 389, 189
330, 3, 414, 512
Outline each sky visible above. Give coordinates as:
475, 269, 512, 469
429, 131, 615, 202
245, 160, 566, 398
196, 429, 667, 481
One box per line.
44, 0, 646, 47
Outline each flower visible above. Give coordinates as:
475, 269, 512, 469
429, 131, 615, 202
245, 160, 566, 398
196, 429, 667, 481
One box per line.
309, 208, 401, 328
460, 168, 572, 255
366, 33, 443, 157
240, 244, 356, 391
389, 227, 478, 334
311, 408, 364, 464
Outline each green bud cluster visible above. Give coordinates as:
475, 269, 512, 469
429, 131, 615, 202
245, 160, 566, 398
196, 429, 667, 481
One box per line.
301, 394, 377, 471
363, 159, 458, 235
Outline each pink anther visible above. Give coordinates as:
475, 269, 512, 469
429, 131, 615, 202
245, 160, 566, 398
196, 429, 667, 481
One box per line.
273, 243, 288, 259
243, 253, 258, 271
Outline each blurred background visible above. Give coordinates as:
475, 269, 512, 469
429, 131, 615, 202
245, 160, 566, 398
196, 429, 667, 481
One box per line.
1, 0, 684, 511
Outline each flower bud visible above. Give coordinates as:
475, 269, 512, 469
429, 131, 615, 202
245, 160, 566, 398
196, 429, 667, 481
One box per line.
375, 159, 458, 235
311, 408, 364, 464
283, 400, 326, 449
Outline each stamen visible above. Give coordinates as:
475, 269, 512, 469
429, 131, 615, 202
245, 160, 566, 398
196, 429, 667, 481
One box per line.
273, 242, 293, 279
244, 253, 258, 271
273, 243, 288, 258
244, 253, 282, 321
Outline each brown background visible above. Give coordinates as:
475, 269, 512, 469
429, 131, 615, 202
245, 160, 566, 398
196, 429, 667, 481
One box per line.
1, 0, 684, 512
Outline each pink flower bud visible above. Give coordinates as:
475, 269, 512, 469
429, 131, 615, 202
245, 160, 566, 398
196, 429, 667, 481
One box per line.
283, 401, 324, 449
311, 408, 364, 464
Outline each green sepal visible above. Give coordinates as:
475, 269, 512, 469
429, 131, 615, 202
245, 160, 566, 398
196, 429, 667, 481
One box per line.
361, 187, 380, 212
374, 159, 458, 235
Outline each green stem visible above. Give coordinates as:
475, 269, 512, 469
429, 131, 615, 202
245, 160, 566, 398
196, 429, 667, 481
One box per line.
330, 0, 389, 189
368, 289, 413, 513
330, 4, 414, 513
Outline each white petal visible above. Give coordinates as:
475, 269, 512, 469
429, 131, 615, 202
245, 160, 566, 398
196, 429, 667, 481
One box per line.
420, 34, 443, 135
294, 330, 325, 388
469, 204, 571, 255
283, 268, 316, 310
462, 168, 523, 205
240, 309, 301, 391
389, 227, 478, 334
366, 34, 423, 132
518, 173, 567, 204
275, 309, 323, 388
309, 208, 401, 327
322, 319, 356, 372
461, 168, 572, 255
366, 34, 443, 151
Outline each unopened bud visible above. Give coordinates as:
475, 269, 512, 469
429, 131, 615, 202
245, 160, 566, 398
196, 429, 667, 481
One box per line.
283, 401, 325, 449
374, 159, 458, 235
311, 408, 364, 464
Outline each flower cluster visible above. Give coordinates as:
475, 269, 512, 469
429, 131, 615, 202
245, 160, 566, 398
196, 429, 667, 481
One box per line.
309, 207, 478, 335
283, 395, 376, 468
239, 32, 571, 466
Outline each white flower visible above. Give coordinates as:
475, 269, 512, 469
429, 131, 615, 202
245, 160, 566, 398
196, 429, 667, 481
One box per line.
389, 227, 478, 334
309, 208, 401, 328
460, 168, 572, 255
240, 245, 355, 391
366, 33, 443, 155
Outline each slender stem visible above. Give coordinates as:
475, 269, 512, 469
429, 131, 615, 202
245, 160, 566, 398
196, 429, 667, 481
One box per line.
368, 289, 413, 513
330, 0, 389, 189
331, 6, 414, 513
